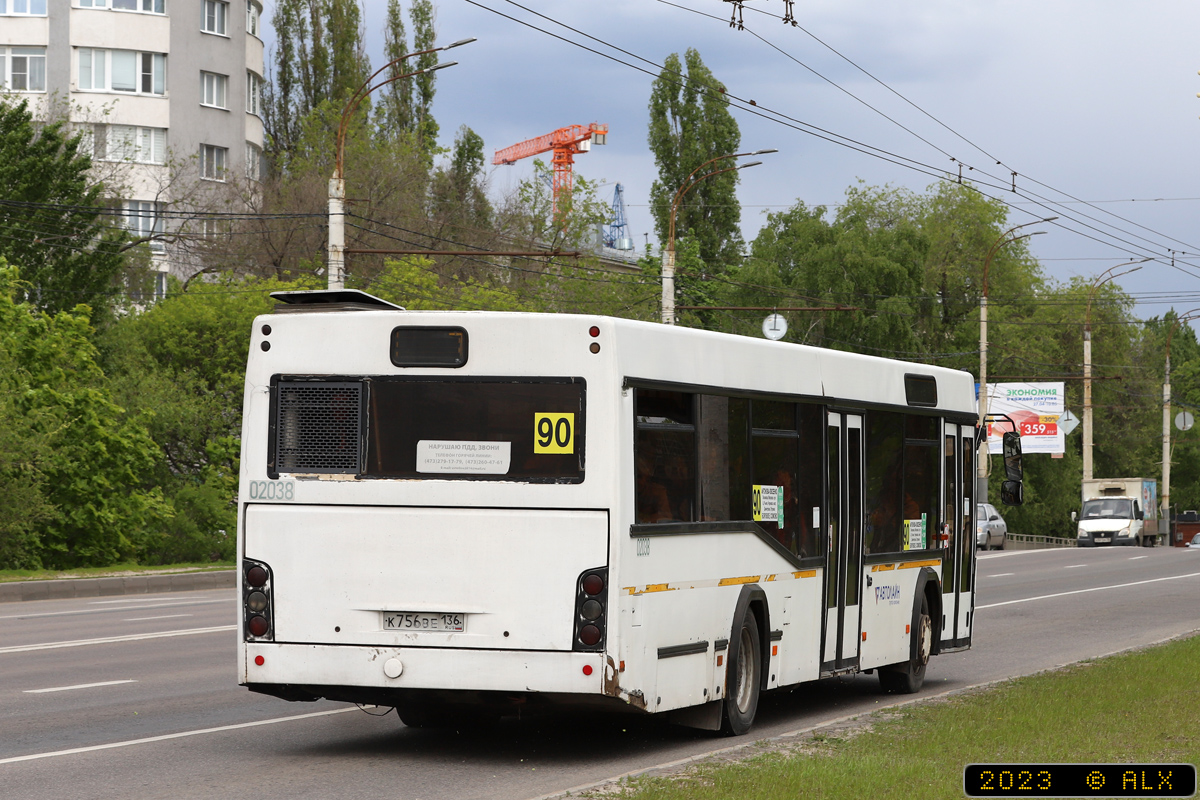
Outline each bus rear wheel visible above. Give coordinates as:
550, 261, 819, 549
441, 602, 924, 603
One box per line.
720, 608, 761, 736
879, 594, 930, 694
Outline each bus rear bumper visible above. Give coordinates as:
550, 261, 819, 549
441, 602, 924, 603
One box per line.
240, 642, 609, 698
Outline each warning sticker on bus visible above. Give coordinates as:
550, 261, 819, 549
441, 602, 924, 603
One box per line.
416, 440, 512, 474
752, 485, 783, 526
534, 413, 575, 454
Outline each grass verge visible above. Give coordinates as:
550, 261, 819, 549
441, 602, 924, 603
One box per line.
584, 634, 1200, 799
0, 561, 235, 583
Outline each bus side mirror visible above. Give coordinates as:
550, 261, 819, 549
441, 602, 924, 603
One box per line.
1001, 480, 1023, 506
1071, 511, 1077, 522
1136, 507, 1144, 520
1002, 432, 1023, 481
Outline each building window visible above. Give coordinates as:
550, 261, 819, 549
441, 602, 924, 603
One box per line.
200, 144, 227, 181
245, 141, 263, 180
246, 1, 260, 37
122, 200, 164, 252
78, 49, 165, 95
104, 125, 166, 164
245, 71, 262, 116
201, 0, 227, 34
79, 0, 165, 13
1, 0, 48, 16
201, 71, 228, 109
0, 47, 46, 92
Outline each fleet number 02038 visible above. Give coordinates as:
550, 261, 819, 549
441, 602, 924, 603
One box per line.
247, 480, 295, 501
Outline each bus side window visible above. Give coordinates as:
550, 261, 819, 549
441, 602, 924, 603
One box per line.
635, 390, 696, 524
865, 411, 904, 553
796, 403, 824, 558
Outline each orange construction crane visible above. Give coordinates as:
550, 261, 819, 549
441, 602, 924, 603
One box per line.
493, 123, 608, 215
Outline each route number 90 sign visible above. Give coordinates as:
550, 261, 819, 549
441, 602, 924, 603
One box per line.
534, 413, 574, 454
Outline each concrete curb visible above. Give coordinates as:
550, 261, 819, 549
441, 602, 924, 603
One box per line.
0, 570, 236, 604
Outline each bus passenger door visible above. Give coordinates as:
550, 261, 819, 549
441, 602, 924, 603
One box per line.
823, 411, 864, 671
940, 422, 975, 648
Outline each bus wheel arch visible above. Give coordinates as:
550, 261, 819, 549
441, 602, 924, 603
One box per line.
879, 570, 936, 694
913, 567, 942, 658
721, 584, 768, 736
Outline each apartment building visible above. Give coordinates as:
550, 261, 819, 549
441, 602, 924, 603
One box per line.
0, 0, 266, 294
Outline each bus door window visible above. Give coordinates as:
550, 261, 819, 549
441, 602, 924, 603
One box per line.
902, 414, 939, 558
796, 403, 824, 559
635, 389, 696, 524
959, 430, 974, 593
864, 411, 904, 554
944, 433, 957, 548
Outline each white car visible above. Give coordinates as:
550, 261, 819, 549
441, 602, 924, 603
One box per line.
976, 503, 1007, 550
1188, 533, 1200, 549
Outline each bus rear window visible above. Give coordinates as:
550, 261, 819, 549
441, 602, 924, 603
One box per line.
364, 378, 585, 482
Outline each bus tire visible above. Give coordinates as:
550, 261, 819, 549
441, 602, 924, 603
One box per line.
720, 607, 762, 736
879, 593, 930, 694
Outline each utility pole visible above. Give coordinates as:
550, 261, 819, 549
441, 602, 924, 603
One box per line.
1082, 259, 1147, 484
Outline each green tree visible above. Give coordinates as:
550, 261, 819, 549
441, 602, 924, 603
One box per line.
265, 0, 371, 164
430, 125, 490, 229
99, 275, 319, 563
0, 263, 167, 568
0, 98, 127, 319
648, 48, 743, 269
736, 192, 927, 356
375, 0, 440, 160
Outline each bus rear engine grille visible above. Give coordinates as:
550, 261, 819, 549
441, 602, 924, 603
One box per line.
275, 381, 363, 473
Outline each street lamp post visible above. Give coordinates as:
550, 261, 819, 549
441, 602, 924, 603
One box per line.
660, 149, 776, 324
977, 218, 1056, 499
1081, 258, 1148, 483
327, 38, 475, 290
1162, 307, 1200, 530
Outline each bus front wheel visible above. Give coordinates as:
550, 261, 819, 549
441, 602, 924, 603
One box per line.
879, 594, 930, 694
720, 607, 761, 736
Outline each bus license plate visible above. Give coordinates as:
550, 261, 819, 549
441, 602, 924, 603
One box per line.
1095, 536, 1111, 543
381, 612, 465, 632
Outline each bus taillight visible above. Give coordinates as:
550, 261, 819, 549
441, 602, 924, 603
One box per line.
573, 567, 608, 652
243, 558, 274, 642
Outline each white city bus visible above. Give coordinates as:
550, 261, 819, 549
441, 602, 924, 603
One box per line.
236, 290, 986, 734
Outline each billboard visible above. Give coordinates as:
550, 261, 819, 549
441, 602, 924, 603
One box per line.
981, 382, 1065, 455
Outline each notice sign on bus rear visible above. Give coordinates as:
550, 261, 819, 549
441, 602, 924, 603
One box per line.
416, 440, 511, 474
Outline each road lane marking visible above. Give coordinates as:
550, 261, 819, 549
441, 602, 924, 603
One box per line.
0, 707, 358, 764
90, 597, 182, 605
1130, 556, 1148, 560
1064, 565, 1086, 569
977, 571, 1200, 609
989, 573, 1015, 578
0, 599, 232, 621
123, 614, 194, 622
0, 626, 235, 654
24, 680, 137, 694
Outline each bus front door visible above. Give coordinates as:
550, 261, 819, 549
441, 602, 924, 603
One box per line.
823, 411, 864, 672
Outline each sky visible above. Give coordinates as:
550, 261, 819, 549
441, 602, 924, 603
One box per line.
266, 1, 1200, 322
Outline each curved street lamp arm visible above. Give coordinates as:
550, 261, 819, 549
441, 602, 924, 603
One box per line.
668, 161, 761, 246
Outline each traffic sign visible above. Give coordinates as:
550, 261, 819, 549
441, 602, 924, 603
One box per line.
1177, 411, 1195, 432
1058, 409, 1080, 436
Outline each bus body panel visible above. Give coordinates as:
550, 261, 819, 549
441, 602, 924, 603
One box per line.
858, 561, 941, 670
244, 504, 608, 651
236, 308, 980, 725
241, 642, 608, 694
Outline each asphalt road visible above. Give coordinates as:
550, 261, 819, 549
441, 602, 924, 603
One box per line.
1, 546, 1197, 800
